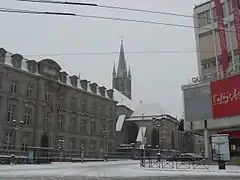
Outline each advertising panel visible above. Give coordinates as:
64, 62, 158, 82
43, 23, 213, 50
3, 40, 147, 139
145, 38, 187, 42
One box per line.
183, 83, 212, 122
211, 134, 230, 161
213, 0, 229, 73
211, 74, 240, 118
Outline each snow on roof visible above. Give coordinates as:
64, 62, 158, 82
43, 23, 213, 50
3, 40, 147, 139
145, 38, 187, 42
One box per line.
136, 127, 146, 142
113, 88, 135, 111
131, 102, 164, 117
1, 50, 112, 100
116, 114, 126, 132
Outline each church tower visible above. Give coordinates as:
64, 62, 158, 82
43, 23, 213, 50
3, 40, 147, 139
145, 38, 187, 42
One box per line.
112, 40, 132, 99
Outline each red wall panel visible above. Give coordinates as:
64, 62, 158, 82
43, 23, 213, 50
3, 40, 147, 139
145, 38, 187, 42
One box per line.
211, 75, 240, 118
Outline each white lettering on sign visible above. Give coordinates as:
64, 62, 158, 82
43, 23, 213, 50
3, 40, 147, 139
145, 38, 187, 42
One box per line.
212, 88, 240, 106
191, 65, 240, 84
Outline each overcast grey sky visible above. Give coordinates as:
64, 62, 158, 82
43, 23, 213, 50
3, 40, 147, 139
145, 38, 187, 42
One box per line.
0, 0, 204, 117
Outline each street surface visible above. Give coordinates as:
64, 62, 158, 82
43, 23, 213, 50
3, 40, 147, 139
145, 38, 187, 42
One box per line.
0, 160, 239, 179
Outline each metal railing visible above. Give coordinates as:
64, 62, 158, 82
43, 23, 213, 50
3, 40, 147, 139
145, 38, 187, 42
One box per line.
140, 156, 209, 170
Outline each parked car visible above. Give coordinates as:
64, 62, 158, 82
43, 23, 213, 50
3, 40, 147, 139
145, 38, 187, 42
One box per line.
166, 153, 204, 162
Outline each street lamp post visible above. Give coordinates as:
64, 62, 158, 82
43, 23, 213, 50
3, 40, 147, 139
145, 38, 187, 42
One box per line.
12, 119, 24, 149
58, 139, 64, 163
103, 129, 110, 162
10, 119, 24, 164
81, 142, 84, 163
152, 117, 165, 150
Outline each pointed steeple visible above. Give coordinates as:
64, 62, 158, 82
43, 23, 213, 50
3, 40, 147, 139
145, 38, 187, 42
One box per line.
117, 39, 127, 77
112, 63, 116, 77
128, 65, 131, 78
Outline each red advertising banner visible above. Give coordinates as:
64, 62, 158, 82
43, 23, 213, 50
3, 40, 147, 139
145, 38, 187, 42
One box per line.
214, 0, 229, 74
232, 0, 240, 56
211, 74, 240, 118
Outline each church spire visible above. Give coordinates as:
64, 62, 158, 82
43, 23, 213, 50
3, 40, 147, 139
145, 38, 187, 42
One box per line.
128, 65, 131, 78
117, 39, 127, 77
112, 62, 116, 77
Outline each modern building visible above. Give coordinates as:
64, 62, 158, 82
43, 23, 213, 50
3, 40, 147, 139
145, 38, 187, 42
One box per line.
0, 47, 117, 158
182, 0, 240, 158
193, 0, 240, 77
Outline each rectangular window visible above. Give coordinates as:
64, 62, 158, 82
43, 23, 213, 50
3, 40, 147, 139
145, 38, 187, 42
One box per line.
92, 102, 97, 113
69, 139, 76, 149
71, 97, 77, 109
80, 119, 86, 133
79, 139, 85, 149
109, 107, 113, 117
24, 106, 32, 125
60, 96, 64, 106
70, 115, 76, 132
10, 80, 17, 94
198, 10, 211, 27
81, 100, 86, 111
7, 104, 16, 122
27, 84, 33, 97
101, 123, 105, 132
91, 122, 96, 134
100, 105, 105, 115
3, 132, 14, 150
222, 2, 226, 18
45, 92, 51, 102
58, 114, 64, 130
90, 140, 97, 149
44, 112, 51, 130
228, 0, 233, 15
0, 73, 3, 89
212, 8, 217, 22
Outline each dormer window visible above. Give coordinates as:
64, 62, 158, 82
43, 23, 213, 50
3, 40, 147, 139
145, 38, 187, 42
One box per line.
107, 89, 114, 99
44, 66, 56, 76
11, 54, 23, 69
38, 59, 62, 80
0, 48, 7, 64
90, 83, 98, 94
70, 75, 78, 87
99, 86, 106, 97
80, 80, 88, 91
26, 60, 37, 73
59, 71, 68, 84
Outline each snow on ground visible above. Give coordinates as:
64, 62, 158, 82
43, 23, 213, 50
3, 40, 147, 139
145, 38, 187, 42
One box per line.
0, 160, 239, 178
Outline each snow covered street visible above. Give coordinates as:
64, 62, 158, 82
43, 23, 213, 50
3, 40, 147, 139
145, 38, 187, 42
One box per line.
0, 160, 239, 179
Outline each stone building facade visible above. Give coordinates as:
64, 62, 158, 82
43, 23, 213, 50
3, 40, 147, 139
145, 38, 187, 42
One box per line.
0, 48, 117, 157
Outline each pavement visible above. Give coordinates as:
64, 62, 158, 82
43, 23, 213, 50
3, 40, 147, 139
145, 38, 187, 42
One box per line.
0, 160, 239, 179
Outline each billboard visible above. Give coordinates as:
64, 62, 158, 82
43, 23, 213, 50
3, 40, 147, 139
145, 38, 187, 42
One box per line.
211, 134, 230, 161
183, 83, 213, 122
211, 74, 240, 118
